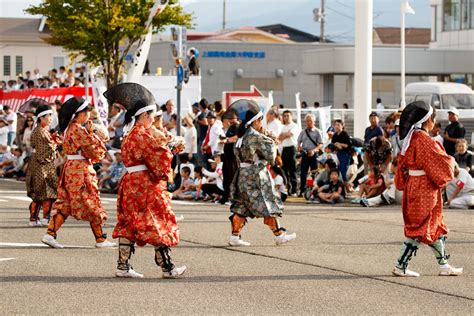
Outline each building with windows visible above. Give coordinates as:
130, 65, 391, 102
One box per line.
0, 18, 68, 81
430, 0, 474, 49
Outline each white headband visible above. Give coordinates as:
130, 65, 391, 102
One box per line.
64, 100, 90, 137
245, 111, 263, 127
123, 104, 156, 136
155, 110, 163, 117
401, 106, 433, 156
33, 109, 53, 129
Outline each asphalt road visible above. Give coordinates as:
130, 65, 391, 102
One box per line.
0, 178, 473, 314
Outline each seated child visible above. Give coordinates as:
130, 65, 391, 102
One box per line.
317, 168, 346, 204
172, 166, 194, 200
270, 165, 288, 202
352, 166, 385, 203
318, 143, 339, 166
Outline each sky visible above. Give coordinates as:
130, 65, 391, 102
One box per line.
0, 0, 431, 42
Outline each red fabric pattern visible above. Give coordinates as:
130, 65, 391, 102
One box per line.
53, 123, 107, 223
395, 131, 454, 244
113, 125, 180, 248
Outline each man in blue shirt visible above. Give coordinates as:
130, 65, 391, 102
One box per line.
364, 112, 384, 145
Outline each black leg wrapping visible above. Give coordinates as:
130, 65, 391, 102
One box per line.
155, 246, 175, 272
117, 237, 135, 271
397, 242, 418, 273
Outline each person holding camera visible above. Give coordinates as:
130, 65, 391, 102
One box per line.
297, 114, 323, 196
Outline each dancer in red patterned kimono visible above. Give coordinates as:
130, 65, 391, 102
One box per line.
42, 97, 116, 249
104, 83, 186, 279
392, 101, 463, 277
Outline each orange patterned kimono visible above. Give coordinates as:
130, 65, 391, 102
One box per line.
395, 131, 454, 244
53, 123, 107, 223
113, 125, 180, 248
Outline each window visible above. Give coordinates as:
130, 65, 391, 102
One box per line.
471, 0, 474, 28
443, 0, 461, 31
461, 0, 470, 28
443, 0, 474, 30
15, 56, 23, 76
53, 56, 65, 70
3, 56, 11, 76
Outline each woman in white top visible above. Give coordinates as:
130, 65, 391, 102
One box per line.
182, 115, 197, 162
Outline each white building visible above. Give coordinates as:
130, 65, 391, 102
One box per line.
0, 18, 69, 81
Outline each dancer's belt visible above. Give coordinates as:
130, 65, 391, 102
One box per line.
126, 164, 148, 173
408, 170, 426, 176
66, 154, 86, 160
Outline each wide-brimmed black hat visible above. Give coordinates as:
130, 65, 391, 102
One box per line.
19, 98, 49, 114
103, 82, 156, 117
399, 100, 432, 140
59, 97, 91, 132
226, 99, 261, 124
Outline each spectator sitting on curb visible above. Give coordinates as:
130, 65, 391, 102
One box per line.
359, 159, 402, 207
270, 165, 288, 202
445, 163, 474, 209
316, 169, 346, 204
352, 166, 385, 204
454, 139, 473, 177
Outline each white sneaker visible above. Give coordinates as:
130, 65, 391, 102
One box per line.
274, 232, 296, 245
40, 218, 50, 226
162, 265, 187, 279
95, 240, 117, 248
28, 220, 42, 227
392, 267, 420, 277
175, 215, 184, 222
115, 268, 144, 278
228, 235, 251, 247
439, 264, 463, 276
41, 234, 64, 249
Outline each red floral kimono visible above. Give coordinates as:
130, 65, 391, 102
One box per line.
395, 131, 454, 244
113, 125, 180, 248
54, 123, 107, 223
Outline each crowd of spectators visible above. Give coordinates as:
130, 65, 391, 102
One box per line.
1, 67, 87, 91
0, 87, 473, 209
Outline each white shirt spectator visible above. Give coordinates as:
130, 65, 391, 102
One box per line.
433, 134, 444, 146
6, 112, 17, 132
0, 126, 8, 146
446, 168, 474, 209
280, 122, 300, 148
273, 174, 287, 195
265, 119, 282, 138
163, 111, 173, 127
376, 102, 384, 110
208, 120, 225, 155
203, 162, 224, 191
183, 125, 197, 154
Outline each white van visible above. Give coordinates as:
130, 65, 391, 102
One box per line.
405, 82, 474, 110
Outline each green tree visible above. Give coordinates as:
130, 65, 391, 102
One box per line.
26, 0, 193, 88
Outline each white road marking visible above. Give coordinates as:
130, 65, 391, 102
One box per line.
0, 199, 7, 202
0, 242, 94, 249
2, 196, 31, 202
0, 258, 16, 262
0, 190, 28, 194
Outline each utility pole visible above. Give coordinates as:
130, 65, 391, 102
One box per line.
223, 0, 226, 30
314, 0, 325, 43
320, 0, 325, 43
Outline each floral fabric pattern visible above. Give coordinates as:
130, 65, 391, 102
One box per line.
230, 127, 283, 218
26, 126, 58, 201
53, 123, 107, 223
395, 131, 454, 244
112, 125, 180, 248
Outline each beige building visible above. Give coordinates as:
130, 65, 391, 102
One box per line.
0, 18, 69, 80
